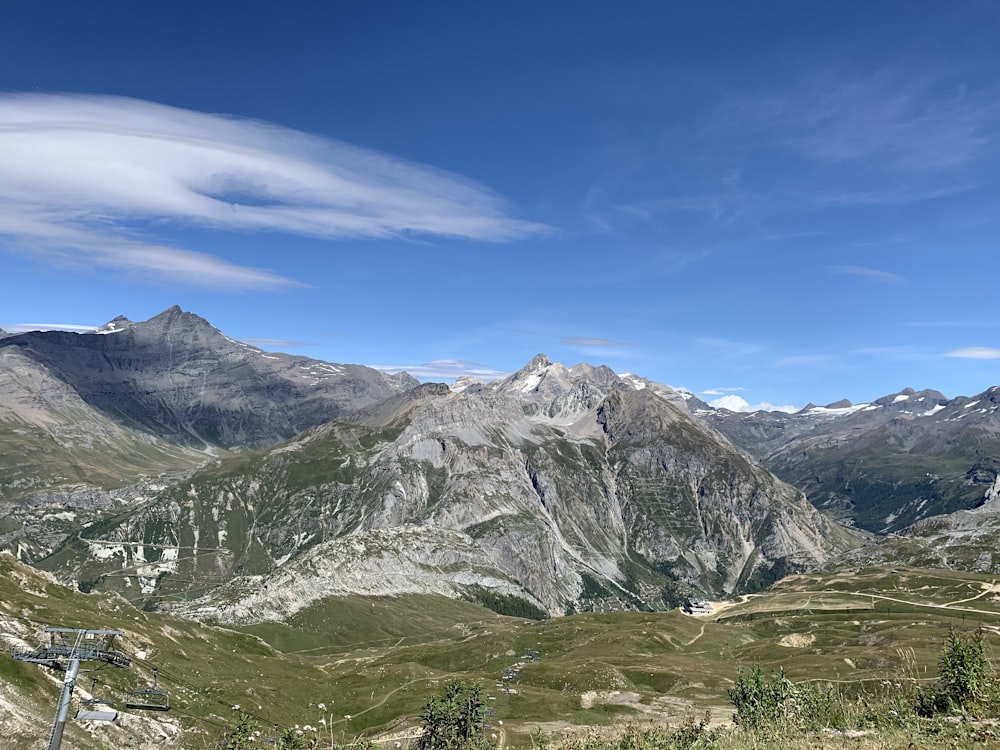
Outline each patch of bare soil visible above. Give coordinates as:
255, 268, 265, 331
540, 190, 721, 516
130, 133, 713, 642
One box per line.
580, 690, 641, 709
779, 633, 816, 648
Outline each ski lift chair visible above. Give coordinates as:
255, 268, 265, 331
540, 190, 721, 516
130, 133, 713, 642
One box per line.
125, 667, 170, 711
76, 678, 119, 722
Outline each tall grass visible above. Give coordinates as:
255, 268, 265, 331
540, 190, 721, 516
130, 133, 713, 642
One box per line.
543, 629, 1000, 750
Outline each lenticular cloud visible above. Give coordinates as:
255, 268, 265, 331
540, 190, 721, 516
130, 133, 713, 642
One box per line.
0, 93, 540, 289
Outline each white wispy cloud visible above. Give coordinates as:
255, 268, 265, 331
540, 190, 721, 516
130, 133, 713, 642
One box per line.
773, 354, 836, 369
828, 265, 905, 284
701, 386, 746, 396
908, 320, 1000, 328
239, 337, 306, 349
707, 394, 798, 414
693, 336, 763, 358
0, 93, 544, 289
372, 359, 510, 381
561, 336, 634, 359
854, 345, 933, 362
562, 337, 628, 348
715, 72, 995, 175
3, 322, 98, 333
946, 347, 1000, 360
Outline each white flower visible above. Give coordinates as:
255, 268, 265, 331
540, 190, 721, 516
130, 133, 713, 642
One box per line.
318, 702, 326, 710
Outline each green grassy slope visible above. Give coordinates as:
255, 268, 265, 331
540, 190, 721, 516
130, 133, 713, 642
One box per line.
3, 554, 1000, 749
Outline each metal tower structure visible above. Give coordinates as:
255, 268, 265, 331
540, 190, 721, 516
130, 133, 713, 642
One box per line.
11, 627, 131, 750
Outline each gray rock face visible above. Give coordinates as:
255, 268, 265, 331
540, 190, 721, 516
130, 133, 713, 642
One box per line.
62, 354, 861, 621
841, 475, 1000, 574
700, 387, 1000, 533
0, 305, 419, 449
0, 306, 419, 562
0, 342, 206, 507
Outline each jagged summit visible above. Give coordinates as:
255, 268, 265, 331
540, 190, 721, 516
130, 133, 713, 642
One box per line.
480, 354, 702, 422
497, 355, 620, 398
0, 307, 418, 449
93, 314, 132, 334
89, 307, 219, 338
872, 387, 948, 407
143, 305, 221, 334
525, 352, 552, 369
450, 375, 485, 393
824, 398, 853, 409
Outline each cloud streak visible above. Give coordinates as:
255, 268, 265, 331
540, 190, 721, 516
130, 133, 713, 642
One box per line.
561, 337, 629, 348
714, 73, 996, 175
707, 394, 798, 414
2, 322, 99, 334
561, 336, 635, 359
372, 359, 510, 381
239, 337, 307, 349
828, 265, 905, 284
701, 386, 747, 396
0, 93, 544, 289
947, 347, 1000, 360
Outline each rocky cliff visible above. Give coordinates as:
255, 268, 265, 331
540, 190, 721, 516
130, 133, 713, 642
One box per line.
0, 306, 419, 563
701, 387, 1000, 532
0, 306, 419, 450
52, 355, 861, 621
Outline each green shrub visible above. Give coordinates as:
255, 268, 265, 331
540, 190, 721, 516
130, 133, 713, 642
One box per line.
938, 628, 990, 712
416, 680, 493, 750
915, 628, 997, 717
727, 666, 789, 732
728, 667, 847, 733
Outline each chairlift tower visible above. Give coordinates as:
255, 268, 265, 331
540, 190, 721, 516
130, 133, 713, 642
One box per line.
11, 627, 131, 750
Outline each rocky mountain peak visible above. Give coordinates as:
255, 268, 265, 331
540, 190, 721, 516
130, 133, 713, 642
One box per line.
526, 353, 552, 370
144, 305, 219, 335
567, 362, 618, 386
500, 354, 624, 394
93, 315, 133, 334
496, 354, 558, 395
450, 375, 485, 393
0, 307, 420, 450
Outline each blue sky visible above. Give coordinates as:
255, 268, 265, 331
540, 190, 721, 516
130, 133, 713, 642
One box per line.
2, 2, 999, 411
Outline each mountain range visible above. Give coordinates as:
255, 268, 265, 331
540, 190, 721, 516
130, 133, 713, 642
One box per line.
700, 386, 1000, 533
2, 306, 999, 623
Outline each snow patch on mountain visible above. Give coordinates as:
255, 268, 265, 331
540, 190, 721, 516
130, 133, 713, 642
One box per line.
804, 403, 870, 416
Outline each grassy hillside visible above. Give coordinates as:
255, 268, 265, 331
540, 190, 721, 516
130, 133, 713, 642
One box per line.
0, 416, 207, 502
3, 554, 1000, 749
